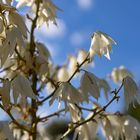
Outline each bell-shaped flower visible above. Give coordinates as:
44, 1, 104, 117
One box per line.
16, 0, 59, 27
35, 43, 51, 78
98, 79, 110, 100
37, 0, 60, 27
74, 113, 99, 140
57, 66, 69, 82
11, 74, 36, 104
0, 42, 15, 67
0, 18, 4, 34
46, 82, 55, 94
74, 122, 98, 140
111, 66, 133, 83
50, 82, 83, 106
0, 80, 11, 109
0, 121, 14, 140
89, 31, 116, 60
80, 71, 110, 101
121, 115, 140, 140
9, 11, 28, 38
0, 2, 16, 12
102, 114, 140, 140
80, 71, 100, 100
77, 49, 88, 65
68, 103, 81, 123
123, 76, 139, 108
36, 42, 51, 62
0, 26, 26, 67
68, 55, 78, 77
102, 115, 124, 140
16, 0, 34, 8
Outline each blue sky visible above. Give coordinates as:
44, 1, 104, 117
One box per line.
35, 0, 140, 112
0, 2, 139, 140
1, 0, 140, 119
36, 0, 140, 79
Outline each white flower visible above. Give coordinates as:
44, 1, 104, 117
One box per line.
102, 115, 124, 140
74, 113, 99, 140
16, 0, 59, 27
35, 61, 49, 79
35, 42, 51, 78
68, 103, 81, 123
80, 72, 110, 101
4, 0, 13, 5
68, 55, 78, 77
121, 115, 140, 140
6, 26, 26, 48
111, 66, 133, 83
0, 42, 15, 67
89, 31, 116, 60
37, 0, 60, 27
98, 79, 110, 100
12, 74, 36, 103
77, 49, 88, 65
0, 2, 16, 12
123, 76, 139, 108
46, 82, 55, 94
57, 66, 69, 82
21, 132, 30, 140
36, 42, 51, 62
0, 26, 26, 67
103, 115, 140, 140
12, 128, 21, 140
1, 57, 16, 72
0, 80, 11, 109
16, 0, 34, 8
0, 18, 4, 34
80, 71, 100, 100
24, 49, 33, 69
76, 122, 97, 140
0, 121, 14, 140
38, 62, 49, 78
50, 82, 83, 106
9, 11, 28, 38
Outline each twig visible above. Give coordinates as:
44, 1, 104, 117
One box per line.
60, 83, 123, 140
76, 104, 94, 112
39, 109, 65, 122
0, 104, 32, 134
29, 0, 40, 56
67, 53, 89, 82
15, 45, 26, 63
39, 53, 90, 104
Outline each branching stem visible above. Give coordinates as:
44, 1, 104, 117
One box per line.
39, 53, 90, 104
60, 83, 123, 140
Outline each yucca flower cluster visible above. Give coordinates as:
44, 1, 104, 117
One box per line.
0, 0, 139, 140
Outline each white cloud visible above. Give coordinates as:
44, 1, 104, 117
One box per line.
77, 0, 92, 10
70, 32, 84, 46
36, 19, 66, 39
